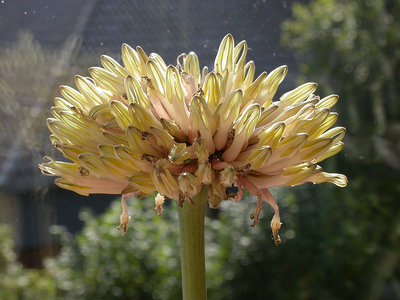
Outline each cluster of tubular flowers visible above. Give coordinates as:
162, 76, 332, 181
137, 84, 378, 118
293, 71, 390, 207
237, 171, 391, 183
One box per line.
39, 34, 347, 245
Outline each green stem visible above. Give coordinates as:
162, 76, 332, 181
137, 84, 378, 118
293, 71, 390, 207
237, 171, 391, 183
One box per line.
178, 186, 208, 300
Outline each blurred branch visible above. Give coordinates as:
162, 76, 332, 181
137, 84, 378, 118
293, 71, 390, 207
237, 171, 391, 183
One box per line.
373, 136, 400, 171
364, 215, 400, 300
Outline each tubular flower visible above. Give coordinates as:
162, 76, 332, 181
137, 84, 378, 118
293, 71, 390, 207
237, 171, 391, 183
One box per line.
39, 34, 347, 244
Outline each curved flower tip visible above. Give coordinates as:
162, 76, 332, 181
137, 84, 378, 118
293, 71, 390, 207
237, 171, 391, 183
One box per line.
155, 193, 165, 216
116, 194, 132, 236
40, 33, 347, 243
271, 214, 282, 246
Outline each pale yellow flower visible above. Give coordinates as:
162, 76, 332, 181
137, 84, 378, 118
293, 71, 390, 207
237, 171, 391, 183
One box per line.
39, 34, 347, 244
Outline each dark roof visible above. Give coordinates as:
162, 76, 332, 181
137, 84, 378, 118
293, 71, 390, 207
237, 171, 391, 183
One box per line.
81, 0, 299, 78
0, 0, 94, 46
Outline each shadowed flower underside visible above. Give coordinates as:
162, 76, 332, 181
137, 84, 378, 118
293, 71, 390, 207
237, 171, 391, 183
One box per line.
39, 34, 347, 244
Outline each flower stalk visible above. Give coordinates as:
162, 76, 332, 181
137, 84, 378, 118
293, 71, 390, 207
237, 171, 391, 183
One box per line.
178, 186, 208, 300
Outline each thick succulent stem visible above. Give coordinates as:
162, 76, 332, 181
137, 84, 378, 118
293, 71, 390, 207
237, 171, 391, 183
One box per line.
178, 186, 208, 300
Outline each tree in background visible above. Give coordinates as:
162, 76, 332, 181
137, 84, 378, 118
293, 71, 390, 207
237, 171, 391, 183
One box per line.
282, 1, 400, 299
0, 32, 81, 156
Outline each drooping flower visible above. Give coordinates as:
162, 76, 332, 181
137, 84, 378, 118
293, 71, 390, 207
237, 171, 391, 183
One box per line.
39, 34, 347, 244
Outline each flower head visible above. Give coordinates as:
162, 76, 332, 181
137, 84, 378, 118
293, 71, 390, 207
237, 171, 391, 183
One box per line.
39, 34, 347, 244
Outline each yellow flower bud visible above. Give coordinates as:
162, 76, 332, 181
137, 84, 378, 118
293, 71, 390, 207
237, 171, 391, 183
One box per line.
178, 172, 201, 198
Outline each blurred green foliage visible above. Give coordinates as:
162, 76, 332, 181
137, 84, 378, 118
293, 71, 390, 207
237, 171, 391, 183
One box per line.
0, 182, 399, 300
45, 197, 184, 300
282, 0, 400, 141
2, 191, 315, 300
42, 195, 279, 300
0, 225, 56, 300
281, 0, 400, 299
